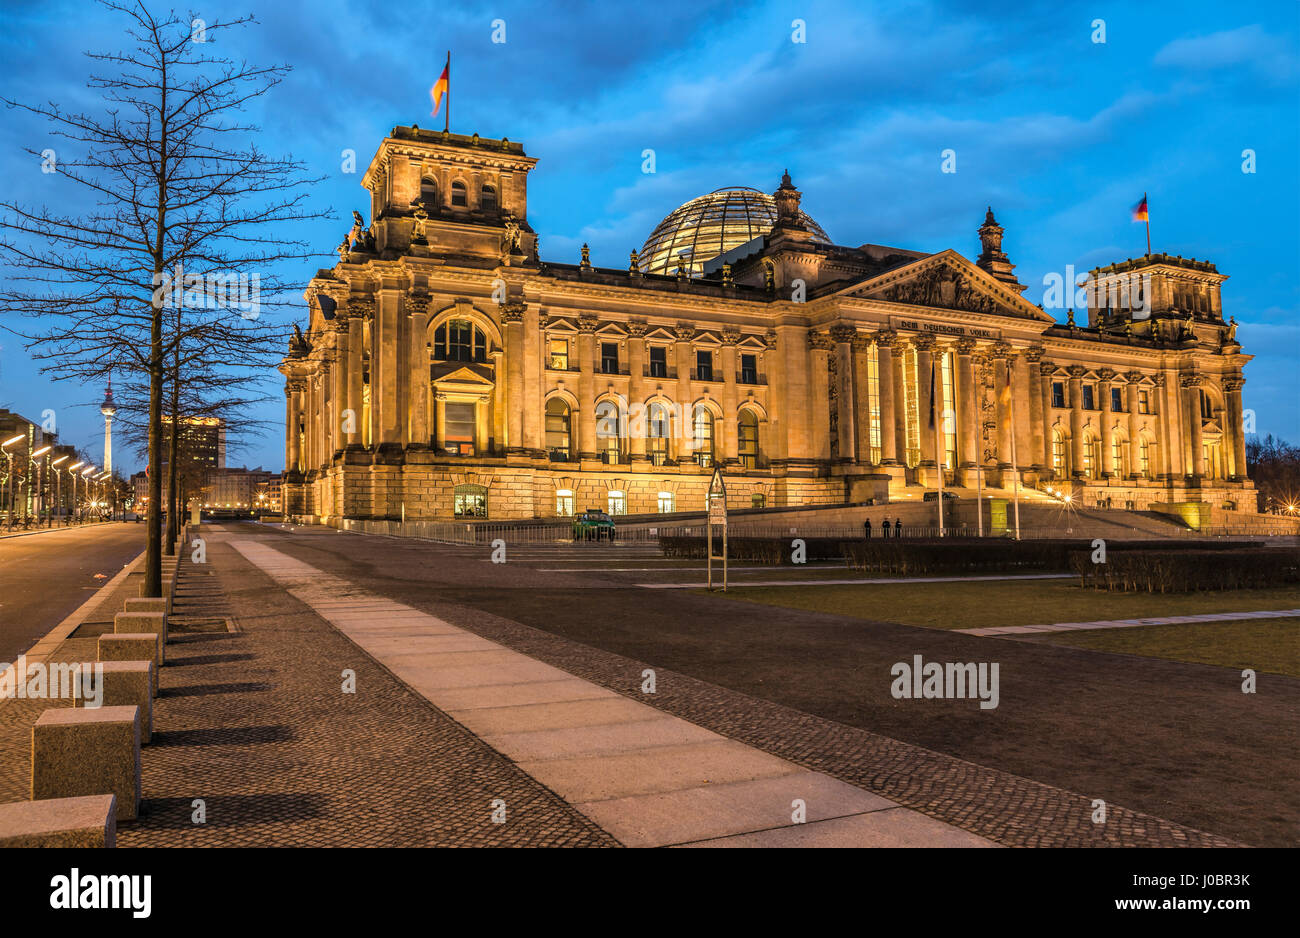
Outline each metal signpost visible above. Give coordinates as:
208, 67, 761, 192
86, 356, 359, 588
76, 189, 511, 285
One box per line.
706, 466, 727, 591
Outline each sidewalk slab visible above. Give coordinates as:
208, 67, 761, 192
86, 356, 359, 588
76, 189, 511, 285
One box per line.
680, 807, 998, 848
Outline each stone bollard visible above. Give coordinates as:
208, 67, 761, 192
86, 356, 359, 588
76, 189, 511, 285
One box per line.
99, 634, 161, 696
122, 597, 168, 633
76, 661, 153, 743
115, 610, 166, 658
31, 707, 140, 821
0, 794, 117, 847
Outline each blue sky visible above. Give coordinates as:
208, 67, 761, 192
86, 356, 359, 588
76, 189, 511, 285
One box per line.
1, 0, 1297, 474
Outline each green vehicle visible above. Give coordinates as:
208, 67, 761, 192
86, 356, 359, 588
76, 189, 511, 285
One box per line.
572, 509, 616, 542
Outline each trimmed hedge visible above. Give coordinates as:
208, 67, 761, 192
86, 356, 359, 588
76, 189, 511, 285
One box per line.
1069, 549, 1300, 592
659, 536, 846, 565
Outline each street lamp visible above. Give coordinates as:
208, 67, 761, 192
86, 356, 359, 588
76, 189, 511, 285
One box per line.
2, 434, 23, 531
31, 446, 51, 527
81, 466, 96, 523
68, 462, 83, 524
51, 455, 68, 525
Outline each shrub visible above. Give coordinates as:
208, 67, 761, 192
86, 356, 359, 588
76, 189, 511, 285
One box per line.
1069, 549, 1300, 592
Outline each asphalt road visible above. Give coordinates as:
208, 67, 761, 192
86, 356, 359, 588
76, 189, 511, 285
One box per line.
0, 523, 144, 663
225, 522, 1300, 846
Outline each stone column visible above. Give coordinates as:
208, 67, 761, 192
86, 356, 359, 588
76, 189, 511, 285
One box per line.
892, 339, 910, 466
407, 294, 430, 447
346, 303, 366, 448
720, 328, 740, 464
627, 321, 648, 463
1183, 374, 1204, 479
1125, 372, 1142, 479
577, 316, 598, 460
1039, 360, 1056, 474
1024, 347, 1044, 472
853, 334, 875, 465
374, 287, 401, 445
875, 331, 899, 466
831, 324, 857, 464
523, 309, 543, 453
993, 347, 1013, 471
673, 324, 694, 460
956, 339, 978, 478
808, 333, 834, 462
503, 303, 526, 454
331, 315, 351, 453
1155, 372, 1176, 479
1068, 365, 1086, 478
285, 381, 300, 473
1224, 375, 1246, 480
914, 336, 936, 470
1098, 368, 1115, 478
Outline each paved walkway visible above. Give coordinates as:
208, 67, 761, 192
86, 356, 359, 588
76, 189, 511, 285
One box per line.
641, 573, 1075, 589
961, 608, 1300, 637
227, 538, 994, 847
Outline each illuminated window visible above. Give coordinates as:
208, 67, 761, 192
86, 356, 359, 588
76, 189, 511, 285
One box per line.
548, 339, 569, 370
751, 493, 766, 508
738, 409, 760, 469
657, 491, 675, 513
607, 491, 626, 515
443, 402, 475, 455
545, 398, 571, 461
649, 403, 670, 466
453, 484, 487, 518
693, 406, 714, 467
595, 400, 623, 463
555, 489, 574, 516
1051, 428, 1066, 476
1139, 438, 1150, 477
1138, 390, 1151, 414
1083, 433, 1100, 479
1111, 437, 1124, 476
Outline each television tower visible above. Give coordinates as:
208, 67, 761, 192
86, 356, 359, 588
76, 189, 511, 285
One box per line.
100, 378, 117, 474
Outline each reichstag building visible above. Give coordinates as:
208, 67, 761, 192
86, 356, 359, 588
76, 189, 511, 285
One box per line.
280, 125, 1255, 523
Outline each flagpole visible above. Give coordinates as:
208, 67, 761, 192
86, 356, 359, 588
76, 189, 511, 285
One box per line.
1144, 192, 1150, 256
445, 51, 451, 133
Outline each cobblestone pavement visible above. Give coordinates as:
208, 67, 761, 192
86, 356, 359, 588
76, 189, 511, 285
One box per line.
226, 526, 1260, 847
0, 535, 615, 847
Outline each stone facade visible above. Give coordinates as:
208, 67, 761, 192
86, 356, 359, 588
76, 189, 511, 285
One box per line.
281, 126, 1256, 523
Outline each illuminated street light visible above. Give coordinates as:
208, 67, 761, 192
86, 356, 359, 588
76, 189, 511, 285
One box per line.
1, 436, 21, 530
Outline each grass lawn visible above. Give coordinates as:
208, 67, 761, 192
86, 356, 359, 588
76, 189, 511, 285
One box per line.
1025, 618, 1300, 678
720, 578, 1300, 630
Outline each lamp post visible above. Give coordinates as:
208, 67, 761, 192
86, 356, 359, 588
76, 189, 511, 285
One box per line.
81, 466, 96, 523
51, 455, 68, 525
98, 472, 110, 521
2, 434, 22, 530
31, 445, 51, 528
67, 462, 83, 524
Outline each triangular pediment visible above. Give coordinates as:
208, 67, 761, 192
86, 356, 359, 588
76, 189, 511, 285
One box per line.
838, 250, 1052, 321
432, 363, 495, 385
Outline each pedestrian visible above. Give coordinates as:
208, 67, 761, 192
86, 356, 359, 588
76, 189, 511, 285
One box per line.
895, 517, 904, 538
882, 518, 891, 538
863, 517, 872, 539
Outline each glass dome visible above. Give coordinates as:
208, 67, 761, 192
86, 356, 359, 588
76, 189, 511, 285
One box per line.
639, 186, 830, 277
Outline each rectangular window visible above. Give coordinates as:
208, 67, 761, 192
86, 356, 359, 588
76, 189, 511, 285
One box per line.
601, 342, 619, 374
657, 491, 675, 513
1051, 382, 1065, 408
751, 493, 766, 509
740, 354, 758, 384
1111, 387, 1123, 412
696, 349, 713, 381
1138, 390, 1151, 414
548, 339, 569, 370
443, 401, 475, 455
555, 491, 574, 516
649, 346, 668, 378
1081, 385, 1095, 411
607, 491, 626, 516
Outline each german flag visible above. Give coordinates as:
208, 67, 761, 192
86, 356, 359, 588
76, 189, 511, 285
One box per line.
430, 58, 449, 118
1131, 193, 1148, 222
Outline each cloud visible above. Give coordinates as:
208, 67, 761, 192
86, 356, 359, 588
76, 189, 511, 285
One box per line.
1154, 24, 1297, 78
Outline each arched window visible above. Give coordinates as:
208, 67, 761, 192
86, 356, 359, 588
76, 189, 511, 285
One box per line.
648, 403, 670, 466
1111, 436, 1125, 477
431, 319, 488, 362
1082, 431, 1100, 480
453, 483, 487, 518
419, 176, 438, 207
1139, 438, 1151, 478
480, 184, 498, 211
1051, 427, 1067, 477
693, 406, 714, 468
545, 398, 571, 461
595, 400, 623, 464
738, 409, 760, 469
451, 180, 468, 207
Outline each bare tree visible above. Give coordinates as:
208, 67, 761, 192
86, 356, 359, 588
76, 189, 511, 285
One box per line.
0, 1, 328, 595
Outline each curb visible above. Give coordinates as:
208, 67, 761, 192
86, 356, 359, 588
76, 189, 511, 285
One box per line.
13, 551, 145, 670
0, 521, 121, 541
